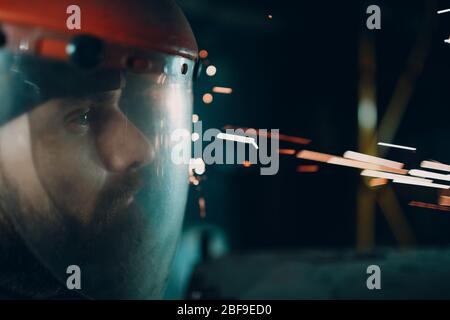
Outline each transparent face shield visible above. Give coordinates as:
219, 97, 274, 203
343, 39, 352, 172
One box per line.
0, 50, 194, 298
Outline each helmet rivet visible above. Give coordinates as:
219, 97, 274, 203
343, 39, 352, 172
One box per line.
67, 35, 105, 69
181, 63, 189, 75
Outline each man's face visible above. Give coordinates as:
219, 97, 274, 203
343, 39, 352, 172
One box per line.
0, 63, 193, 298
0, 90, 153, 231
36, 90, 155, 231
0, 86, 191, 298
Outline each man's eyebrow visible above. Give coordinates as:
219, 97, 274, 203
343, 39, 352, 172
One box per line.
55, 90, 121, 115
57, 96, 91, 111
88, 91, 122, 104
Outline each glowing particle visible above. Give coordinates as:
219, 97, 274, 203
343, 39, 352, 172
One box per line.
212, 87, 233, 94
199, 197, 206, 218
199, 50, 208, 59
189, 176, 200, 186
437, 8, 450, 14
202, 93, 213, 104
278, 149, 296, 155
206, 65, 217, 77
191, 132, 200, 142
189, 158, 206, 175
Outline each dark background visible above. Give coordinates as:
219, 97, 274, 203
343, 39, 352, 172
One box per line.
167, 0, 450, 298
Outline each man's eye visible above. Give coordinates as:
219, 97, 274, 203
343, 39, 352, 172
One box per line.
65, 108, 95, 132
68, 108, 94, 125
75, 110, 92, 126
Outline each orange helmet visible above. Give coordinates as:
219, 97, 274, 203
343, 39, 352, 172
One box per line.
0, 0, 197, 64
0, 0, 197, 299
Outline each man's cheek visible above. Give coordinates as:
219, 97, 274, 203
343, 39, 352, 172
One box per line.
34, 138, 107, 224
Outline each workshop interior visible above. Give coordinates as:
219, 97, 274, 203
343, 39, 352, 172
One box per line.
169, 0, 450, 299
0, 0, 450, 300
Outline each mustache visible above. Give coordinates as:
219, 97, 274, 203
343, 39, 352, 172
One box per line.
106, 171, 145, 200
92, 171, 146, 228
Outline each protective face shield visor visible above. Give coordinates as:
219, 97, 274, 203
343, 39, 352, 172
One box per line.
0, 31, 195, 298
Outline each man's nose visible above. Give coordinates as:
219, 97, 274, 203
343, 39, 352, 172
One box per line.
96, 110, 154, 173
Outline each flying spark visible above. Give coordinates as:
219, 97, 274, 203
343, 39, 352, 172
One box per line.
223, 125, 311, 145
278, 149, 296, 155
297, 165, 319, 173
409, 169, 450, 182
421, 160, 450, 173
361, 169, 433, 184
409, 201, 450, 212
437, 8, 450, 14
378, 142, 416, 151
439, 196, 450, 207
393, 179, 450, 190
199, 197, 206, 218
217, 132, 259, 149
212, 87, 233, 94
343, 151, 404, 169
297, 150, 408, 174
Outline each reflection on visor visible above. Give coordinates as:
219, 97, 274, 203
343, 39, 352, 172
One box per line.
0, 53, 126, 127
0, 50, 194, 298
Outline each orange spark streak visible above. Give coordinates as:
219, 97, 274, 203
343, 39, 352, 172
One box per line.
421, 160, 450, 173
439, 196, 450, 207
199, 197, 206, 218
278, 149, 296, 155
343, 151, 404, 169
212, 87, 233, 94
297, 165, 319, 173
409, 201, 450, 212
297, 150, 408, 175
369, 178, 389, 187
223, 125, 311, 145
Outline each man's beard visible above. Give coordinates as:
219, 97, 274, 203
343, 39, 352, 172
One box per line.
66, 171, 149, 268
0, 168, 70, 298
0, 167, 148, 299
89, 171, 145, 236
